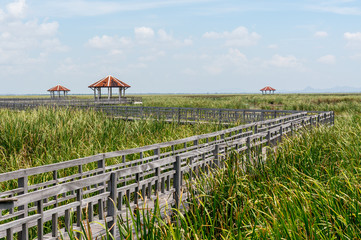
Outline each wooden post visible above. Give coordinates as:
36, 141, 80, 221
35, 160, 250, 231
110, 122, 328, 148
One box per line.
178, 108, 181, 124
173, 156, 181, 209
154, 148, 160, 194
279, 125, 283, 142
97, 155, 105, 220
213, 144, 219, 168
65, 209, 70, 233
107, 172, 117, 237
51, 174, 58, 238
37, 200, 43, 240
246, 137, 251, 161
18, 176, 28, 240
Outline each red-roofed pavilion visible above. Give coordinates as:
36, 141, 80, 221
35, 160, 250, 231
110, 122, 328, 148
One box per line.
260, 86, 276, 95
48, 85, 70, 98
89, 75, 131, 101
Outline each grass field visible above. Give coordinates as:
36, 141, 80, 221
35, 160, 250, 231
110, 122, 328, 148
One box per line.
0, 107, 227, 174
140, 93, 361, 114
0, 93, 360, 239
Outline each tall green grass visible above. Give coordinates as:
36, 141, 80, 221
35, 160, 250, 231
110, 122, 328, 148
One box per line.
105, 113, 361, 239
140, 94, 361, 114
0, 107, 226, 173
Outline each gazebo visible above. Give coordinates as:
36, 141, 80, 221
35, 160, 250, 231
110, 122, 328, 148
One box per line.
260, 86, 276, 95
48, 85, 70, 98
88, 75, 131, 101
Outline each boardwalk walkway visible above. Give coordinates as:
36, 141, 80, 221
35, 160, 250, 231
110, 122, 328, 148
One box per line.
0, 105, 334, 240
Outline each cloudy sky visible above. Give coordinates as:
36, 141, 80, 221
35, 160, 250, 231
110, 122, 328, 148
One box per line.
0, 0, 361, 94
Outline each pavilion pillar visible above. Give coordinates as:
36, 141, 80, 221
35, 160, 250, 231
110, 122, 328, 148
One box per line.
119, 87, 121, 101
93, 89, 96, 100
123, 88, 125, 97
108, 87, 110, 100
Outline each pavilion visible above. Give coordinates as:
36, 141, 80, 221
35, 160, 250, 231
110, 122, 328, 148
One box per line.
260, 86, 276, 95
88, 75, 131, 101
48, 85, 70, 98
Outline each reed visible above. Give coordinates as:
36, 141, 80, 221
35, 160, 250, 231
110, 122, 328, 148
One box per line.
0, 107, 226, 174
103, 113, 361, 239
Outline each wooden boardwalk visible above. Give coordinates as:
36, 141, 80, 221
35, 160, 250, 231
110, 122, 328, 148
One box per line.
0, 107, 334, 240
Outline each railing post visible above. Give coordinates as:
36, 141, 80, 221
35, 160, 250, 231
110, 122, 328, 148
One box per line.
173, 156, 181, 209
178, 107, 181, 124
246, 137, 251, 161
97, 154, 105, 220
154, 148, 160, 194
37, 200, 44, 240
107, 172, 117, 237
279, 125, 283, 142
18, 176, 28, 240
213, 144, 219, 168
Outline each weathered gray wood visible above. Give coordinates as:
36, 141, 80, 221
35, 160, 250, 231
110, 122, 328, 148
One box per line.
173, 156, 181, 209
37, 200, 43, 240
107, 172, 117, 237
0, 155, 103, 182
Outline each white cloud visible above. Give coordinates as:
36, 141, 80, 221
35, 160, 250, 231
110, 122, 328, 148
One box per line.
268, 44, 278, 49
202, 48, 250, 75
183, 38, 193, 46
135, 27, 155, 41
37, 22, 59, 36
314, 31, 328, 38
87, 35, 131, 49
344, 32, 361, 40
268, 54, 303, 68
317, 54, 336, 64
30, 0, 217, 18
6, 0, 27, 18
158, 29, 173, 41
203, 26, 261, 47
0, 0, 66, 67
344, 32, 361, 47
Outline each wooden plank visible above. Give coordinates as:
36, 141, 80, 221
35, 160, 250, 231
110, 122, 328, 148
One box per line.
14, 173, 111, 207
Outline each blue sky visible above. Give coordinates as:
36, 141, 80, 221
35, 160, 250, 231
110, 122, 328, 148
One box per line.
0, 0, 361, 94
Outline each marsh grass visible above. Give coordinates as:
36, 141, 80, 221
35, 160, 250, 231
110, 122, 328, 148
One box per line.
140, 94, 361, 114
0, 107, 226, 174
2, 94, 361, 239
85, 113, 361, 239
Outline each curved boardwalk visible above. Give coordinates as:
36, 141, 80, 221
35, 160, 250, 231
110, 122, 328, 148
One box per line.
0, 103, 334, 239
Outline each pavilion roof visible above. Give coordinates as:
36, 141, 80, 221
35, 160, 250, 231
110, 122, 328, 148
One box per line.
260, 86, 276, 91
48, 85, 70, 92
88, 75, 131, 88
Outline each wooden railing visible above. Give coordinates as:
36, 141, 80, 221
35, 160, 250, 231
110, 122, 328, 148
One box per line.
0, 98, 311, 124
0, 107, 334, 239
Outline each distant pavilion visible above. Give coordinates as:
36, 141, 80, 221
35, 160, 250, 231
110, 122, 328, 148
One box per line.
88, 75, 131, 101
48, 85, 70, 98
260, 86, 276, 95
